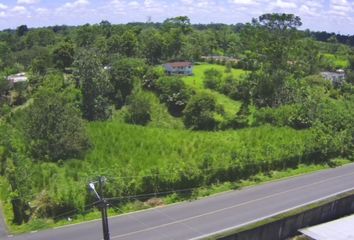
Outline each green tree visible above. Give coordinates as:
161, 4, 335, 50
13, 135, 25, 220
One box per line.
0, 124, 34, 225
52, 42, 75, 70
292, 39, 320, 77
23, 88, 90, 161
124, 91, 152, 126
0, 72, 9, 98
107, 31, 137, 57
183, 92, 221, 130
108, 58, 147, 108
242, 13, 303, 107
74, 24, 97, 47
99, 20, 112, 37
163, 16, 192, 34
139, 28, 165, 64
203, 68, 222, 90
0, 41, 12, 69
155, 76, 191, 116
74, 49, 112, 121
119, 30, 138, 57
30, 57, 48, 75
16, 25, 28, 37
23, 28, 56, 48
346, 55, 354, 84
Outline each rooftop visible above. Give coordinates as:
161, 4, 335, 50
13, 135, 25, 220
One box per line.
7, 72, 28, 83
164, 62, 192, 68
300, 214, 354, 240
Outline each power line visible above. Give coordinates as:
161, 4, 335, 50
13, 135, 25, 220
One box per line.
53, 200, 100, 220
105, 184, 221, 202
103, 163, 251, 181
107, 201, 174, 240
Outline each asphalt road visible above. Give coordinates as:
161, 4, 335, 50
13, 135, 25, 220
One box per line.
5, 163, 354, 240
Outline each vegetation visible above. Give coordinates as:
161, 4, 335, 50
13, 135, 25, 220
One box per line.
0, 13, 353, 232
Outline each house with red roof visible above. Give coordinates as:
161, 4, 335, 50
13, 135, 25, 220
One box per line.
163, 62, 193, 76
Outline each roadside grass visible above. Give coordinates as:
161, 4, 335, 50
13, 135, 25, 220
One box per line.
4, 159, 351, 234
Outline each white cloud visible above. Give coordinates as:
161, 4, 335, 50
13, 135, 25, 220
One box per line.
143, 0, 166, 13
299, 4, 319, 17
11, 6, 28, 14
62, 0, 90, 9
35, 7, 49, 15
328, 0, 352, 17
17, 0, 40, 4
0, 3, 7, 10
229, 0, 258, 5
304, 1, 323, 9
272, 0, 297, 9
0, 11, 6, 18
108, 0, 125, 13
128, 1, 140, 8
181, 0, 193, 5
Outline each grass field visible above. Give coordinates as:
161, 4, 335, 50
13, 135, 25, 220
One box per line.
183, 63, 247, 89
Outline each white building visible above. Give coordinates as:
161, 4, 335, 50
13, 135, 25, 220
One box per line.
7, 72, 28, 87
163, 62, 193, 75
320, 70, 346, 87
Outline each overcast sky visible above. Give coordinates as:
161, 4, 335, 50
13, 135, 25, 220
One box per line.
0, 0, 353, 34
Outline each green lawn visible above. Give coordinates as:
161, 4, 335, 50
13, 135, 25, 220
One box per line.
183, 63, 247, 116
183, 63, 247, 89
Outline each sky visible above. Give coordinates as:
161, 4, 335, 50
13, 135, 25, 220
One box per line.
0, 0, 354, 34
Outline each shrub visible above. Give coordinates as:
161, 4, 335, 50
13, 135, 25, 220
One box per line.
124, 92, 152, 126
155, 76, 192, 116
23, 89, 90, 161
183, 92, 222, 130
203, 68, 222, 90
109, 57, 147, 108
142, 67, 163, 90
253, 104, 311, 129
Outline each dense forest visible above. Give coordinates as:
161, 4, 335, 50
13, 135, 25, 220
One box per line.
0, 13, 354, 230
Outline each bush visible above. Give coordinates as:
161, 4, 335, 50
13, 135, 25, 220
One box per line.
109, 57, 147, 108
142, 67, 163, 90
203, 68, 222, 90
23, 89, 90, 161
183, 92, 222, 130
155, 76, 192, 117
253, 104, 311, 129
124, 92, 152, 126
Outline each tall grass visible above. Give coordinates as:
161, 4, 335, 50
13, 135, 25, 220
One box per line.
3, 120, 322, 223
76, 122, 316, 197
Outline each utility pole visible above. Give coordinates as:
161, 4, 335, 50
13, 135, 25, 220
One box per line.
99, 177, 110, 240
89, 176, 110, 240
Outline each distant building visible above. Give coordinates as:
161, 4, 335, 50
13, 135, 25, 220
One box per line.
163, 62, 193, 75
7, 72, 28, 88
320, 70, 346, 87
201, 55, 239, 64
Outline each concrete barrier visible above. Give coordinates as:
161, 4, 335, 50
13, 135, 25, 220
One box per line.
212, 191, 354, 240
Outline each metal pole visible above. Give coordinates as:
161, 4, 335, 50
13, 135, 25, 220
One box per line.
99, 177, 110, 240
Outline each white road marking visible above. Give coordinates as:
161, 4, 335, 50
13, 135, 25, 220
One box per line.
190, 186, 354, 240
111, 171, 354, 239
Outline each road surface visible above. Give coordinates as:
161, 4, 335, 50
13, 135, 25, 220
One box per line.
4, 163, 354, 240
